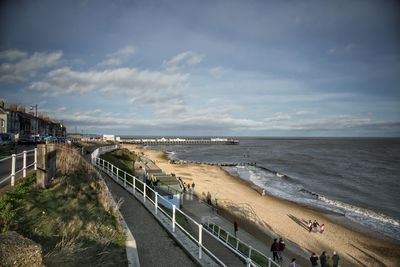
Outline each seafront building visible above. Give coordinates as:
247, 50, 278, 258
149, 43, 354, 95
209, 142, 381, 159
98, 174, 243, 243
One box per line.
0, 101, 66, 139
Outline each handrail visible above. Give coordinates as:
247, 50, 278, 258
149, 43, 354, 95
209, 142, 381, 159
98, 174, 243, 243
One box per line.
0, 148, 38, 186
91, 146, 278, 267
205, 220, 280, 267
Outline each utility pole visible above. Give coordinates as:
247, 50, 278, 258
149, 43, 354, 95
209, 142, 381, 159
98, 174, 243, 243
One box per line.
30, 104, 38, 135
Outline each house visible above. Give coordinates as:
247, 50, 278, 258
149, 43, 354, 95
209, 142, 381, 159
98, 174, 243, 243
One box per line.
0, 101, 66, 138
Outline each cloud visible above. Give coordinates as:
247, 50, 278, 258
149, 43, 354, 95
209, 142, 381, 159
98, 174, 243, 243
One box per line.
98, 45, 136, 67
28, 66, 188, 104
0, 49, 28, 61
162, 51, 203, 72
0, 50, 63, 82
209, 66, 223, 78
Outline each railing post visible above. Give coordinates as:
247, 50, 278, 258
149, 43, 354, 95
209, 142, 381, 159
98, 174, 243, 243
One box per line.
249, 245, 252, 259
198, 224, 203, 259
218, 227, 221, 238
155, 192, 158, 214
11, 154, 16, 186
143, 184, 146, 202
34, 148, 37, 170
116, 168, 119, 181
172, 205, 176, 232
124, 172, 127, 187
226, 232, 230, 244
236, 239, 239, 250
268, 258, 271, 267
102, 159, 105, 170
23, 151, 27, 178
246, 258, 251, 267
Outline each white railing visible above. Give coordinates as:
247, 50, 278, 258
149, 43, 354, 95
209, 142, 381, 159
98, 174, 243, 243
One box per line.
92, 146, 271, 267
0, 148, 37, 186
205, 219, 280, 267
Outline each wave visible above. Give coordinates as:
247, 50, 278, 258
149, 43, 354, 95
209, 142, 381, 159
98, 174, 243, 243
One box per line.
229, 165, 400, 241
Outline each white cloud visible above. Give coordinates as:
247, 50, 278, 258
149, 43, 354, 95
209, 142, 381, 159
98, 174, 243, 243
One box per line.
0, 49, 28, 61
162, 51, 203, 72
0, 50, 63, 82
98, 45, 136, 67
28, 67, 188, 104
209, 66, 223, 78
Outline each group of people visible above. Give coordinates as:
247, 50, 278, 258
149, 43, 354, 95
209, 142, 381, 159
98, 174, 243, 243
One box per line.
270, 238, 286, 263
310, 251, 340, 267
308, 220, 325, 233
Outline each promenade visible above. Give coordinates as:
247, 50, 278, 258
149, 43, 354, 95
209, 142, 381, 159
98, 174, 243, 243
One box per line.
102, 173, 198, 267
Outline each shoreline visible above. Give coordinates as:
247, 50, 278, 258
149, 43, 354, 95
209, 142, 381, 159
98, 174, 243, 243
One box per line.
124, 144, 400, 266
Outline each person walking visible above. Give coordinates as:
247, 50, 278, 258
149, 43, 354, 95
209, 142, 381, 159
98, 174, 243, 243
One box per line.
270, 238, 280, 262
191, 181, 195, 191
234, 221, 239, 237
278, 238, 285, 262
332, 251, 340, 267
289, 258, 297, 267
206, 191, 212, 205
308, 220, 313, 232
320, 251, 327, 267
310, 252, 319, 266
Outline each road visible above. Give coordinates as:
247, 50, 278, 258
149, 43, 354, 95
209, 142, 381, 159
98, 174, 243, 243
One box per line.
0, 145, 36, 187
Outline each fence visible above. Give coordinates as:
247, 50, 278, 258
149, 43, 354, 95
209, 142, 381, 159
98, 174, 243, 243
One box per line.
92, 146, 280, 267
0, 148, 37, 186
205, 220, 280, 267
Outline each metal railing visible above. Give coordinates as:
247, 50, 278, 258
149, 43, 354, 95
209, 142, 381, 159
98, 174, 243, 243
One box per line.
0, 148, 37, 186
92, 146, 268, 267
205, 219, 280, 267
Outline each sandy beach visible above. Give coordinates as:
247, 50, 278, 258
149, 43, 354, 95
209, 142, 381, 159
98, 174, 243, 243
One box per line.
123, 144, 400, 266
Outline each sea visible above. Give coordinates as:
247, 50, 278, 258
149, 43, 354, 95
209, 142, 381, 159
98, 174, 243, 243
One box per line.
145, 137, 400, 242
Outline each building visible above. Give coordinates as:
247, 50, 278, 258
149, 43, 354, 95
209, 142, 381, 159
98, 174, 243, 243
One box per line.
0, 101, 66, 138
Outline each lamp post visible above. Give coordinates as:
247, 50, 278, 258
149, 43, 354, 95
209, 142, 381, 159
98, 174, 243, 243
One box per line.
30, 104, 38, 135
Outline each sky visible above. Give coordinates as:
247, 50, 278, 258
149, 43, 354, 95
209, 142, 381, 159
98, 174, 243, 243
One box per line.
0, 0, 399, 137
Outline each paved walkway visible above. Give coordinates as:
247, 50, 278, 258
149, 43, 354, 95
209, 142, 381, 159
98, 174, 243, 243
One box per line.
102, 173, 198, 267
181, 192, 310, 267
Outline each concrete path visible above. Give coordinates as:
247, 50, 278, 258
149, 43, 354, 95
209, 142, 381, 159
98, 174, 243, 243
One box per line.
103, 173, 199, 267
181, 192, 306, 267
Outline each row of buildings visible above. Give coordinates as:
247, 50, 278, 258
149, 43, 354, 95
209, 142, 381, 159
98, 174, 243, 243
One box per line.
0, 101, 66, 139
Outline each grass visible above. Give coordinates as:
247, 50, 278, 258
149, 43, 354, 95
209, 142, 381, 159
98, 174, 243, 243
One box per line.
100, 149, 136, 175
0, 145, 127, 266
207, 223, 270, 267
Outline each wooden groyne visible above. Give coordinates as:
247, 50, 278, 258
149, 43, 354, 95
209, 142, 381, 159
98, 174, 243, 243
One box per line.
120, 138, 239, 145
169, 160, 256, 167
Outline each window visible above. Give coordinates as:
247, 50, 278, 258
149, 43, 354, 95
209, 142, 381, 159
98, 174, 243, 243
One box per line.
0, 119, 4, 127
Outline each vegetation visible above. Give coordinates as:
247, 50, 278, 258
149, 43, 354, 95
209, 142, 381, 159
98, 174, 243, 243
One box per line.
0, 145, 127, 266
100, 149, 136, 175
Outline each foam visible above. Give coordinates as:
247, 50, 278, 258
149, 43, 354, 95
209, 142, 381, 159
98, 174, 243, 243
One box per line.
228, 165, 400, 241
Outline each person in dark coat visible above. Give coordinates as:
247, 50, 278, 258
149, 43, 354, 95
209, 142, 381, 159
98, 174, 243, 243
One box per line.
320, 251, 327, 267
332, 251, 340, 267
234, 221, 239, 237
310, 252, 319, 266
270, 239, 280, 262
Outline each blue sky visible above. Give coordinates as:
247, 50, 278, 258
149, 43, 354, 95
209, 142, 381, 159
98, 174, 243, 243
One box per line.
1, 0, 399, 136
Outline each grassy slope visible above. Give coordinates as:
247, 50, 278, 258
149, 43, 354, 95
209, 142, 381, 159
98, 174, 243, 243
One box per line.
0, 146, 127, 267
100, 149, 136, 174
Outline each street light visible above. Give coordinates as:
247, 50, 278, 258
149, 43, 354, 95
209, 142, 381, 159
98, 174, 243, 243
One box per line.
30, 104, 38, 135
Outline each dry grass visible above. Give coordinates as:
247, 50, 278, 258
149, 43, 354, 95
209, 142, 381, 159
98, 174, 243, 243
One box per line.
0, 144, 127, 267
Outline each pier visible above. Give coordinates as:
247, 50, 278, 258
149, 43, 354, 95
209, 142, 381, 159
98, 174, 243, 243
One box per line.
119, 137, 239, 145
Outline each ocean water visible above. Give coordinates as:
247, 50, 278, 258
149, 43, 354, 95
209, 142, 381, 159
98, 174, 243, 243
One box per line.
147, 137, 400, 241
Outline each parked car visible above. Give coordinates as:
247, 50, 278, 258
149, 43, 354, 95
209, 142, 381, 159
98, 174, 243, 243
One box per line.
0, 133, 13, 146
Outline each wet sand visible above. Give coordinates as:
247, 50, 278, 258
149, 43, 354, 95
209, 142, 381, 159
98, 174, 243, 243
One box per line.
124, 144, 400, 266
